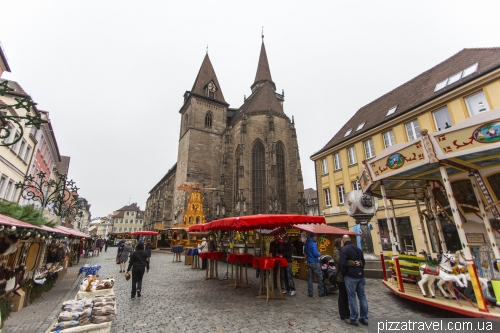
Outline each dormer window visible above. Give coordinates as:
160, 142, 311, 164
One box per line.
205, 81, 217, 99
356, 122, 365, 131
386, 106, 398, 116
344, 128, 352, 137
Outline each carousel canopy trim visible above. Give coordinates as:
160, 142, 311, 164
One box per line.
202, 214, 326, 231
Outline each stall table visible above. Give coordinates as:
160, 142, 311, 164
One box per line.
186, 248, 200, 269
252, 257, 288, 302
226, 253, 254, 289
171, 245, 184, 262
199, 251, 223, 279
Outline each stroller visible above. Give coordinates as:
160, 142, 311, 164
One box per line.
320, 255, 338, 295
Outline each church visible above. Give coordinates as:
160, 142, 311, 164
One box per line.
144, 37, 306, 230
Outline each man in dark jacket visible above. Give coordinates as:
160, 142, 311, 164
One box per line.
269, 234, 283, 289
280, 236, 296, 295
127, 242, 150, 299
340, 235, 368, 326
145, 239, 152, 258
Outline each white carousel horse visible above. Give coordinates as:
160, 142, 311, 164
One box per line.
455, 251, 488, 292
418, 251, 466, 298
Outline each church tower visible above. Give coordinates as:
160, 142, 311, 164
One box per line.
173, 53, 229, 221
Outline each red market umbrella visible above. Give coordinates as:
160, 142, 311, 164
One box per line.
203, 214, 326, 232
188, 224, 205, 232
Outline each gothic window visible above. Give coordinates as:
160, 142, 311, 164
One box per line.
276, 141, 286, 212
205, 81, 217, 99
235, 146, 241, 203
205, 111, 213, 128
252, 141, 266, 214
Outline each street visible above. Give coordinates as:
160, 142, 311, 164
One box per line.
5, 249, 463, 333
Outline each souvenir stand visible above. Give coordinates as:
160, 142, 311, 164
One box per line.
202, 214, 326, 301
268, 224, 357, 281
358, 109, 500, 317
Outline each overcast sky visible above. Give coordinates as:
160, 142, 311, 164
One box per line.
1, 0, 499, 218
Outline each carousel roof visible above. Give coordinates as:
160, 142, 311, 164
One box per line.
359, 109, 500, 201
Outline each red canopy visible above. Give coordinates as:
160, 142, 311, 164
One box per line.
202, 214, 326, 231
0, 213, 43, 230
188, 224, 205, 232
131, 231, 158, 236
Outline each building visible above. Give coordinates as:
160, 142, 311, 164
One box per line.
145, 37, 306, 228
1, 62, 38, 203
111, 203, 144, 234
304, 188, 319, 216
311, 48, 500, 257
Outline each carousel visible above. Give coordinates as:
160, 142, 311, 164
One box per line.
358, 109, 500, 317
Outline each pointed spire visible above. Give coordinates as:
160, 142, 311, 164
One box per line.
254, 38, 273, 85
190, 52, 227, 104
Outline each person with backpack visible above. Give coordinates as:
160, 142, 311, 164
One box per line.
127, 242, 150, 299
116, 237, 126, 264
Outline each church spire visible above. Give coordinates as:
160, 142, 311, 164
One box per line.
189, 52, 226, 104
254, 35, 273, 86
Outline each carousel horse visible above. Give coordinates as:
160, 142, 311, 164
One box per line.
455, 251, 490, 296
418, 251, 466, 298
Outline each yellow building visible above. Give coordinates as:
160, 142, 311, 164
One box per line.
311, 48, 500, 260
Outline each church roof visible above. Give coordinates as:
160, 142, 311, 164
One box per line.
230, 81, 285, 125
190, 53, 226, 104
312, 47, 500, 157
253, 41, 274, 89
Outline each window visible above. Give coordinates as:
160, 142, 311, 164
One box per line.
252, 141, 266, 214
10, 187, 18, 202
344, 128, 352, 137
125, 219, 128, 223
329, 222, 348, 230
206, 81, 217, 99
382, 130, 396, 148
10, 131, 21, 152
395, 217, 416, 253
205, 111, 213, 128
18, 139, 26, 157
386, 106, 398, 116
378, 218, 394, 251
347, 147, 357, 165
363, 139, 375, 159
276, 142, 287, 213
356, 122, 365, 131
3, 180, 13, 200
126, 212, 129, 216
321, 158, 328, 175
333, 153, 341, 171
434, 63, 478, 92
352, 180, 361, 191
0, 176, 6, 196
462, 63, 478, 78
433, 106, 452, 130
465, 91, 490, 116
337, 185, 345, 204
324, 188, 331, 206
405, 120, 421, 141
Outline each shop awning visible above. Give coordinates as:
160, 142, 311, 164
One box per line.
291, 224, 358, 235
131, 231, 158, 236
0, 213, 43, 230
55, 226, 90, 238
202, 214, 326, 231
40, 225, 70, 235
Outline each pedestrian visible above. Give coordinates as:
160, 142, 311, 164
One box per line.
116, 237, 126, 264
269, 234, 283, 290
334, 237, 350, 320
280, 235, 296, 296
198, 237, 208, 269
145, 239, 152, 258
340, 234, 368, 326
93, 238, 100, 257
99, 236, 104, 252
119, 241, 133, 273
104, 238, 109, 252
127, 242, 150, 299
77, 241, 84, 264
304, 232, 325, 297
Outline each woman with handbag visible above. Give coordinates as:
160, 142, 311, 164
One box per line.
119, 241, 133, 273
126, 242, 150, 299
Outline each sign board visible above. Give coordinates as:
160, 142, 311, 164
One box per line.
466, 233, 485, 243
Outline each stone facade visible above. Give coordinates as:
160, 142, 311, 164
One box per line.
145, 39, 306, 229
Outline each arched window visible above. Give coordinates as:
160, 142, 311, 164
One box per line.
205, 111, 213, 128
234, 145, 242, 203
252, 141, 266, 214
276, 141, 287, 212
189, 216, 194, 224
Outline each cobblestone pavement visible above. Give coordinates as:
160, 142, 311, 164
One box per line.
4, 249, 464, 333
